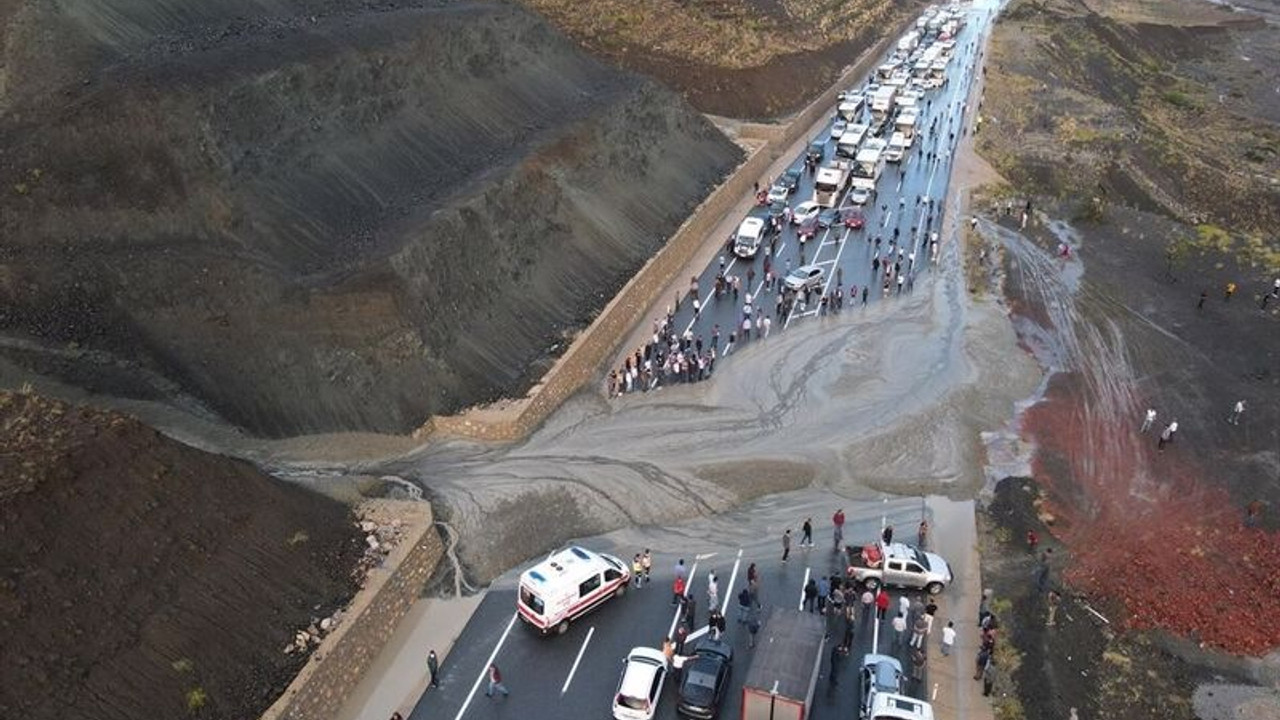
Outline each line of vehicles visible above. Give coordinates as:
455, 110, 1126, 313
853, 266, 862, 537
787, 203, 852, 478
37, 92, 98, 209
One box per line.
507, 2, 972, 717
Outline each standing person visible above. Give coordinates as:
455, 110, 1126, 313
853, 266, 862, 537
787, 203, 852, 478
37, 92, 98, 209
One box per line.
1229, 400, 1246, 425
674, 622, 689, 655
815, 576, 829, 613
672, 575, 687, 606
707, 572, 719, 611
978, 588, 993, 627
1141, 408, 1157, 433
917, 519, 929, 549
802, 518, 814, 548
1035, 553, 1052, 594
641, 549, 652, 584
941, 621, 956, 656
485, 663, 509, 698
1047, 589, 1061, 627
674, 558, 687, 583
911, 614, 929, 648
427, 650, 440, 688
833, 508, 846, 551
882, 525, 894, 545
737, 586, 753, 624
911, 648, 927, 684
828, 642, 844, 686
683, 593, 698, 628
747, 613, 761, 648
924, 598, 938, 635
1158, 422, 1174, 451
899, 594, 911, 620
841, 604, 856, 654
798, 576, 819, 609
1225, 282, 1237, 301
860, 587, 875, 625
632, 554, 644, 588
1197, 290, 1208, 309
747, 563, 761, 606
982, 657, 997, 696
782, 528, 792, 563
875, 588, 890, 620
892, 611, 908, 649
662, 636, 675, 665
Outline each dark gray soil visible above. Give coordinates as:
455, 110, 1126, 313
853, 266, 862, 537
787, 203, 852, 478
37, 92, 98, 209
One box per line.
0, 391, 363, 720
0, 0, 741, 437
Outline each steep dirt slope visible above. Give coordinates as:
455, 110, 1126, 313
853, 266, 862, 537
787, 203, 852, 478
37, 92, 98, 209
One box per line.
0, 391, 363, 720
0, 0, 741, 437
977, 0, 1280, 247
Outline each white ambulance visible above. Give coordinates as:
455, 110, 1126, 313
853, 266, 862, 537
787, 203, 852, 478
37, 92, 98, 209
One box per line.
517, 546, 631, 635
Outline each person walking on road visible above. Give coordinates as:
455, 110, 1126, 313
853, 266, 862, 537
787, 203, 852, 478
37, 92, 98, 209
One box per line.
875, 588, 890, 620
828, 643, 845, 686
427, 650, 440, 688
911, 614, 930, 649
1141, 408, 1157, 433
747, 613, 760, 648
817, 575, 830, 613
833, 508, 846, 551
737, 586, 753, 624
747, 563, 761, 606
941, 621, 956, 656
707, 572, 719, 611
485, 663, 509, 698
642, 549, 652, 584
632, 554, 644, 588
782, 528, 792, 563
802, 518, 814, 548
882, 525, 894, 545
1158, 421, 1177, 451
917, 519, 929, 549
804, 578, 819, 613
1229, 400, 1246, 425
674, 558, 687, 583
672, 575, 687, 606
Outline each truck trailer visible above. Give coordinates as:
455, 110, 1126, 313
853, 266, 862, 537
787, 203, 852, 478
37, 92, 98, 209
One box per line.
740, 608, 825, 720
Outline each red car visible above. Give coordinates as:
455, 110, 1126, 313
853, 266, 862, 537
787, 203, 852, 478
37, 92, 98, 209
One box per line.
842, 208, 866, 229
797, 216, 820, 241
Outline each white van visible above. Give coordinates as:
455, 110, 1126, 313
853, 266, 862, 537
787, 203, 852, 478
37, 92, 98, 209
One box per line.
869, 692, 935, 720
518, 546, 630, 635
885, 132, 908, 163
734, 217, 767, 258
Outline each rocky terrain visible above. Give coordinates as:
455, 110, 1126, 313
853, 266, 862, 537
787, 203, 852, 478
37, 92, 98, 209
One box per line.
0, 0, 741, 438
0, 390, 363, 720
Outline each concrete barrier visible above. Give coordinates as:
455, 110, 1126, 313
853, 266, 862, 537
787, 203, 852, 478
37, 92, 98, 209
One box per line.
261, 501, 444, 720
414, 17, 914, 444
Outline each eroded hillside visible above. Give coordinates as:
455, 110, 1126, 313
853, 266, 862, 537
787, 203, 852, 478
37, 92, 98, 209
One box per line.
0, 0, 742, 437
0, 390, 362, 720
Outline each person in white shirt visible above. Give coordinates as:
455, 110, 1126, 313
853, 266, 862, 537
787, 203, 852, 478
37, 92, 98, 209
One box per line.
892, 612, 908, 650
1141, 408, 1156, 433
941, 621, 956, 656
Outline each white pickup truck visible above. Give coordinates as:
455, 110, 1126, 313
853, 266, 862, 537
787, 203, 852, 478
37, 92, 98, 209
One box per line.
846, 541, 953, 595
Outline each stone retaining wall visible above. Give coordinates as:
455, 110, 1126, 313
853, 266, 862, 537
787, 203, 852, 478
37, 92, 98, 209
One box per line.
415, 20, 911, 444
261, 501, 443, 720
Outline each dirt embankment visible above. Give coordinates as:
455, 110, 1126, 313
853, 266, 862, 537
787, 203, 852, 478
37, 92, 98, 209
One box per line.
0, 391, 363, 720
977, 0, 1280, 247
0, 0, 741, 438
514, 0, 918, 117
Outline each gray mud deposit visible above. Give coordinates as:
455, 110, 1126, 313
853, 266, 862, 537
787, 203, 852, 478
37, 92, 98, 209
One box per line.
0, 0, 740, 437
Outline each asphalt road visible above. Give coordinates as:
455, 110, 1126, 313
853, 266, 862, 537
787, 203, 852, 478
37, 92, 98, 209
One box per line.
407, 6, 994, 720
408, 496, 953, 720
621, 6, 991, 381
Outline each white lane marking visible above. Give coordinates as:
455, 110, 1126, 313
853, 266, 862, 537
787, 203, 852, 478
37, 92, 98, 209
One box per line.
667, 561, 699, 639
882, 210, 893, 228
453, 612, 518, 720
695, 552, 719, 561
560, 626, 595, 694
872, 602, 881, 656
720, 549, 743, 615
797, 566, 812, 611
686, 624, 710, 643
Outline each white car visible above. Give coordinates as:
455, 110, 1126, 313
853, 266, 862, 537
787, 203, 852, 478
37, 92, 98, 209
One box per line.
791, 201, 821, 225
849, 185, 875, 205
784, 265, 826, 292
830, 120, 847, 140
766, 185, 790, 204
613, 647, 669, 720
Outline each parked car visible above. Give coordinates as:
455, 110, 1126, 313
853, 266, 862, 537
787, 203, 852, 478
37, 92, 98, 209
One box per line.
842, 208, 866, 229
784, 265, 825, 292
830, 120, 848, 140
791, 201, 821, 225
613, 647, 669, 720
676, 637, 733, 718
859, 654, 904, 718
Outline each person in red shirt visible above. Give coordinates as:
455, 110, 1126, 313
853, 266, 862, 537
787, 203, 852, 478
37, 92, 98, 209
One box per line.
1026, 530, 1039, 553
673, 575, 686, 606
875, 588, 890, 620
832, 509, 846, 551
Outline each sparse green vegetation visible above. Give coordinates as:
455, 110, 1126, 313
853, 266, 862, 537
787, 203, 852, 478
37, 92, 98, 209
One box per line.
171, 658, 194, 674
186, 687, 207, 713
1160, 90, 1196, 109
